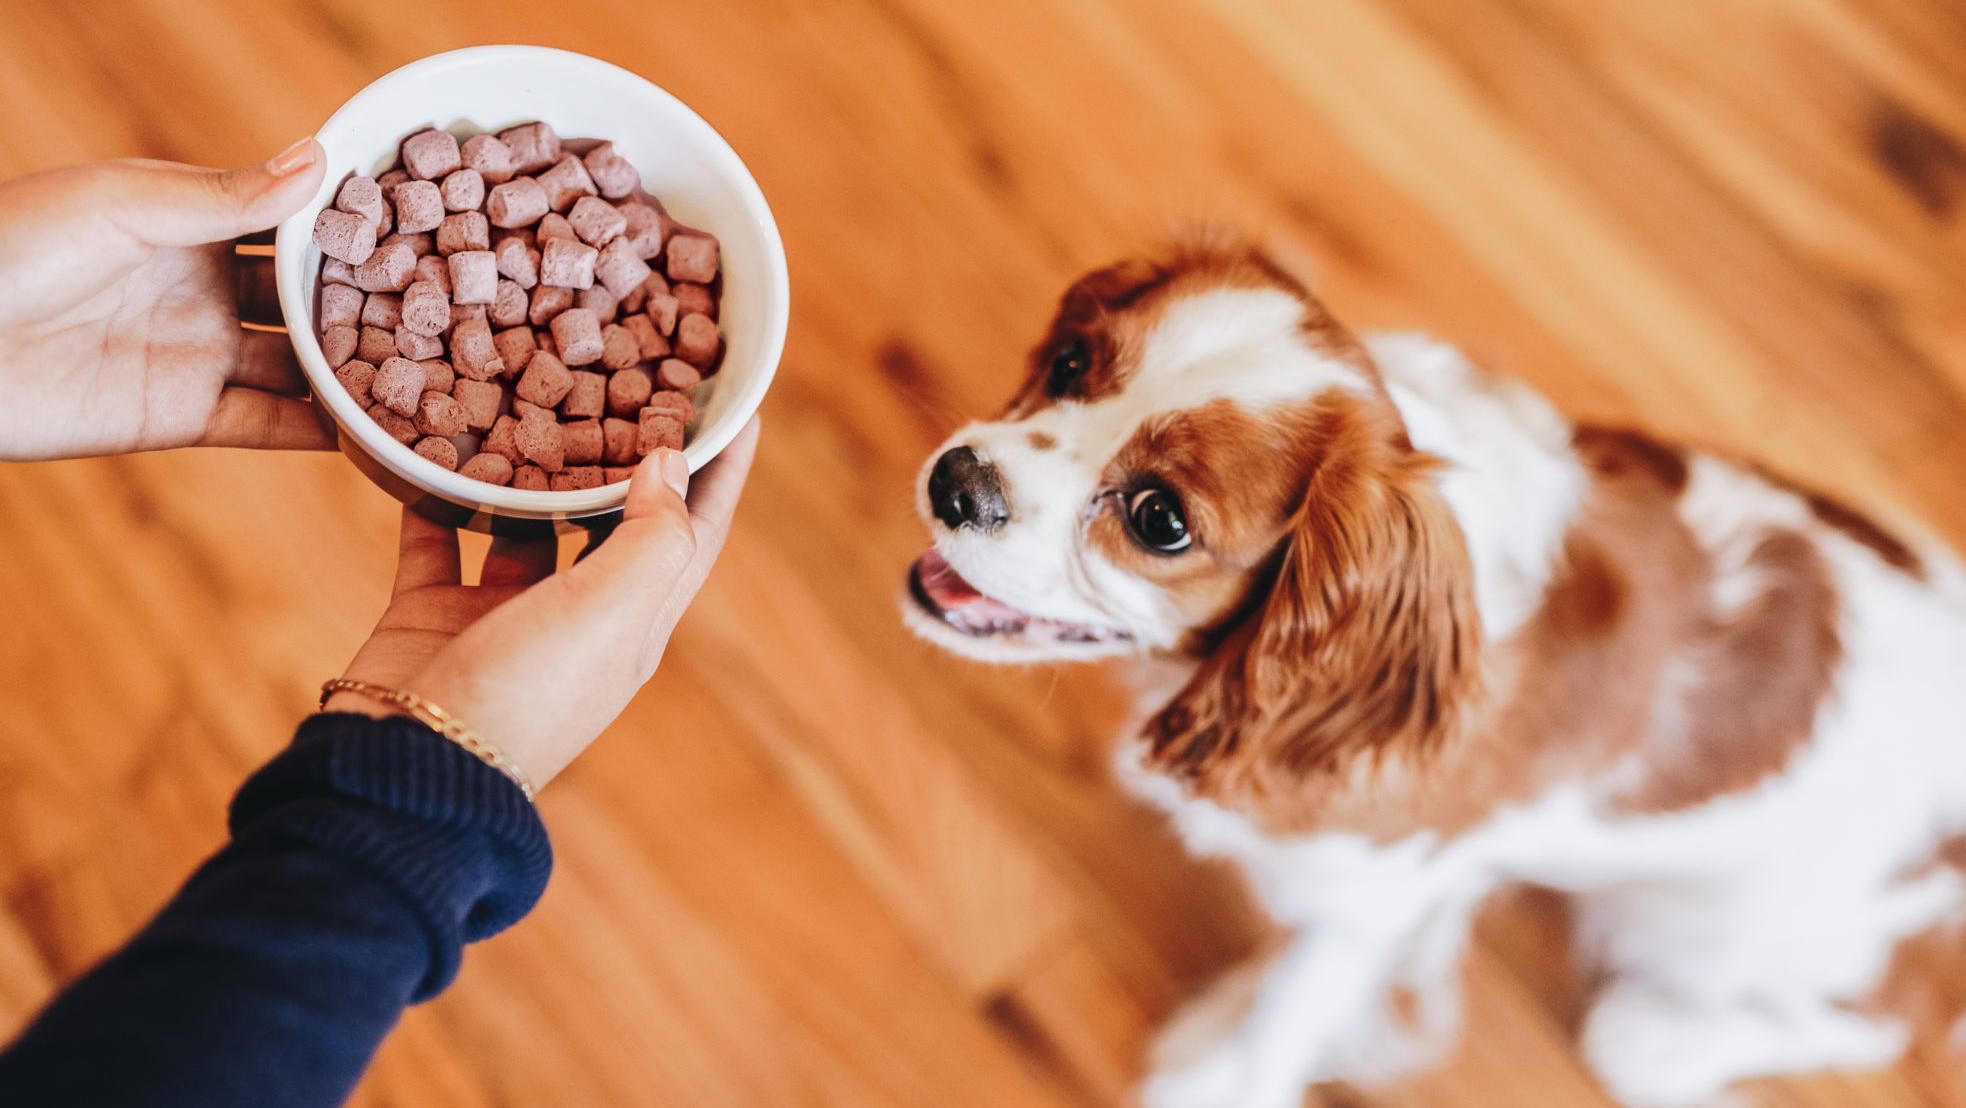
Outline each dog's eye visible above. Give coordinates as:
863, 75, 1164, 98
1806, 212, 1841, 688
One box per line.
1126, 488, 1191, 553
1045, 339, 1089, 396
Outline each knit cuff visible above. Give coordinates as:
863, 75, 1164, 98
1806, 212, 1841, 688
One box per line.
229, 713, 553, 999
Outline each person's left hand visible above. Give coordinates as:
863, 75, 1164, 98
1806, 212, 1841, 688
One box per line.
0, 139, 335, 461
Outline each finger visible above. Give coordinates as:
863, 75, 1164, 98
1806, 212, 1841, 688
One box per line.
685, 414, 761, 536
480, 534, 558, 588
561, 448, 698, 611
232, 251, 285, 327
98, 138, 324, 247
393, 508, 462, 596
230, 328, 310, 394
195, 388, 336, 450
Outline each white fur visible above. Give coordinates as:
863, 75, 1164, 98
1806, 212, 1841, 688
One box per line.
910, 312, 1966, 1107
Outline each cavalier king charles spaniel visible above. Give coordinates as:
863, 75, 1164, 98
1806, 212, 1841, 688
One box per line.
905, 239, 1966, 1108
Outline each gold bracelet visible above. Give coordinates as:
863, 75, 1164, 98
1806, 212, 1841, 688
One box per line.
319, 678, 536, 802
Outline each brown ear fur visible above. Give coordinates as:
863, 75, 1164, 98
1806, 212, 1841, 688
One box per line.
1142, 399, 1482, 804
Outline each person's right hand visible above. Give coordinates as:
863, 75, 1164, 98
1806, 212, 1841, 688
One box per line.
327, 416, 760, 791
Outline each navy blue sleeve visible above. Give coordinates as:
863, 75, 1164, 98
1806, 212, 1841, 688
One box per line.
0, 712, 552, 1108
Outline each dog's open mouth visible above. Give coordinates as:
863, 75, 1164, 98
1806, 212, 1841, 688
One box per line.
908, 549, 1131, 644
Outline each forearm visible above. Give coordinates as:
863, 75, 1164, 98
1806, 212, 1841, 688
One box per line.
0, 714, 550, 1108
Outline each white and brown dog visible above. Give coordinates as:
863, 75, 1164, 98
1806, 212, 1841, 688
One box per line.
904, 240, 1966, 1108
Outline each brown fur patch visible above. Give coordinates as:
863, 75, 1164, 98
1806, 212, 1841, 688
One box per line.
1025, 430, 1057, 451
1805, 490, 1924, 578
1572, 425, 1688, 495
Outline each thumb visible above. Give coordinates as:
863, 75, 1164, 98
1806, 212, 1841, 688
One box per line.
98, 137, 326, 247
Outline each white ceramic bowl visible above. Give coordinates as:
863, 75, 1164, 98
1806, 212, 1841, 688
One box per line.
275, 45, 788, 536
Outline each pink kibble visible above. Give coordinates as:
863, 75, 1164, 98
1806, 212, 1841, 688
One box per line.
448, 303, 487, 337
539, 238, 598, 289
516, 409, 565, 471
492, 326, 537, 372
516, 351, 575, 407
603, 466, 637, 485
512, 464, 549, 490
536, 213, 576, 242
319, 284, 364, 330
452, 377, 504, 432
448, 250, 499, 305
549, 308, 604, 366
674, 313, 720, 369
323, 325, 359, 367
529, 284, 575, 326
562, 371, 607, 419
637, 409, 685, 454
622, 271, 668, 313
335, 176, 386, 227
665, 233, 719, 284
562, 419, 604, 465
361, 292, 402, 330
387, 230, 436, 257
599, 324, 640, 371
550, 465, 603, 492
621, 313, 671, 361
440, 168, 485, 212
673, 282, 714, 319
494, 237, 538, 288
415, 390, 469, 437
657, 358, 703, 391
644, 390, 696, 424
594, 237, 653, 300
392, 179, 444, 233
567, 195, 626, 246
400, 281, 450, 337
645, 293, 680, 336
581, 141, 640, 199
368, 402, 421, 445
489, 279, 529, 328
357, 325, 399, 366
534, 329, 556, 358
312, 209, 377, 265
618, 202, 664, 259
451, 318, 501, 380
377, 169, 411, 199
322, 258, 358, 287
497, 122, 561, 174
459, 452, 514, 486
402, 129, 462, 180
575, 284, 618, 323
602, 418, 639, 465
437, 211, 490, 256
334, 359, 377, 399
512, 398, 551, 422
414, 254, 451, 293
460, 133, 515, 185
484, 415, 523, 464
486, 176, 550, 229
372, 357, 426, 416
353, 240, 417, 292
414, 435, 460, 470
607, 366, 654, 417
536, 155, 597, 212
421, 358, 455, 393
396, 327, 444, 361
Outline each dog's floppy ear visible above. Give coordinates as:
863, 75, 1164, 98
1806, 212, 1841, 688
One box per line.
1142, 403, 1481, 802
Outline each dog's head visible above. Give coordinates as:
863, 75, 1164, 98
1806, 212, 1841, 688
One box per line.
906, 241, 1481, 796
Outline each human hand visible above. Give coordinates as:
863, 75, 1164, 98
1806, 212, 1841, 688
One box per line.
328, 416, 760, 791
0, 140, 335, 461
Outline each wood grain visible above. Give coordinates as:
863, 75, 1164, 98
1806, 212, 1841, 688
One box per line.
2, 0, 1964, 1104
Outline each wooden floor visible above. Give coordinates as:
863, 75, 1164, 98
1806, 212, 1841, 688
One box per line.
3, 0, 1966, 1104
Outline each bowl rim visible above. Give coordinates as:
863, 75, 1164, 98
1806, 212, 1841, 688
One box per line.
274, 44, 788, 517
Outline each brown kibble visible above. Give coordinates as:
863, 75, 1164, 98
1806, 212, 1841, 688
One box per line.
536, 154, 598, 212
492, 326, 537, 373
515, 351, 575, 407
393, 180, 444, 234
312, 208, 377, 265
357, 325, 399, 366
421, 358, 455, 394
386, 230, 436, 257
582, 141, 640, 199
567, 195, 627, 246
334, 359, 377, 399
361, 292, 403, 330
644, 390, 696, 424
620, 313, 670, 361
460, 133, 515, 185
645, 292, 679, 336
516, 409, 565, 471
413, 435, 460, 470
606, 365, 654, 417
657, 358, 702, 391
575, 284, 618, 323
603, 466, 637, 485
452, 377, 503, 431
368, 402, 421, 445
497, 121, 560, 174
440, 167, 485, 212
599, 324, 641, 371
550, 465, 603, 491
450, 318, 500, 380
335, 176, 387, 227
665, 233, 719, 284
415, 391, 469, 437
414, 254, 451, 294
459, 452, 514, 485
372, 357, 426, 416
637, 409, 685, 455
561, 371, 607, 419
511, 464, 549, 490
483, 415, 523, 464
529, 283, 575, 326
322, 258, 357, 287
601, 417, 639, 464
594, 237, 653, 300
562, 418, 604, 465
494, 236, 538, 289
323, 325, 358, 368
402, 128, 462, 180
621, 270, 666, 313
319, 284, 365, 330
672, 282, 714, 318
437, 211, 490, 256
352, 239, 418, 292
674, 312, 719, 369
618, 202, 664, 259
400, 280, 450, 336
549, 308, 604, 366
536, 212, 576, 242
486, 176, 550, 228
396, 327, 443, 361
489, 279, 529, 328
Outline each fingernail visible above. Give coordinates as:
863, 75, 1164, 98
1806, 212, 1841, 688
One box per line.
660, 449, 689, 497
266, 137, 316, 176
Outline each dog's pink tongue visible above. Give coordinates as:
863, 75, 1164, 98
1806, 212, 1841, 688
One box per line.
918, 548, 984, 607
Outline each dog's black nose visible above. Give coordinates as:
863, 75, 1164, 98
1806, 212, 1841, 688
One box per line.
928, 446, 1009, 532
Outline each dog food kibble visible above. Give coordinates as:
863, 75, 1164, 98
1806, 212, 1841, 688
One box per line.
316, 122, 721, 486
